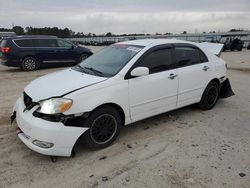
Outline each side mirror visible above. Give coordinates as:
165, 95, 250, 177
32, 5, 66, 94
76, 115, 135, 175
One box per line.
71, 45, 75, 50
130, 67, 149, 77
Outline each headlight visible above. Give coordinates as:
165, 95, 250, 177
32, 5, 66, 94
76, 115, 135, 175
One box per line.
37, 98, 73, 115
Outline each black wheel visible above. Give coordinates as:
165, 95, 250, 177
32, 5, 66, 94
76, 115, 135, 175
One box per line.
83, 106, 121, 149
78, 53, 89, 63
21, 57, 39, 71
199, 81, 220, 110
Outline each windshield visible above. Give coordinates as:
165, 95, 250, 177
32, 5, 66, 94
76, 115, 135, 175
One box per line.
73, 44, 144, 77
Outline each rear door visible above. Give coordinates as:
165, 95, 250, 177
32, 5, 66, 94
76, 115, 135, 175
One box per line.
128, 45, 178, 122
174, 44, 212, 107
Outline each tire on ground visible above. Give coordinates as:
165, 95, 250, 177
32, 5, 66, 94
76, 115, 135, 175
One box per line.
21, 57, 39, 71
83, 106, 122, 149
198, 81, 220, 110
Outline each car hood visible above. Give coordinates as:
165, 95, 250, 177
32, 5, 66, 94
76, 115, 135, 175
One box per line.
24, 68, 107, 102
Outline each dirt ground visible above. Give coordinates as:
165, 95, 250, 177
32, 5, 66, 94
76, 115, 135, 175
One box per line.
0, 48, 249, 188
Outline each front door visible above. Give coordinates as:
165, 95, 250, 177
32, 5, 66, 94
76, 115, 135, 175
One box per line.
128, 46, 178, 122
56, 39, 78, 63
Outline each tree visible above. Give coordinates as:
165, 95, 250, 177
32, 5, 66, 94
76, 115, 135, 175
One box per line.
105, 32, 112, 37
12, 26, 24, 35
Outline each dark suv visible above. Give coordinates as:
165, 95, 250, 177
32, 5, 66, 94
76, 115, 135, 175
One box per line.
0, 36, 93, 71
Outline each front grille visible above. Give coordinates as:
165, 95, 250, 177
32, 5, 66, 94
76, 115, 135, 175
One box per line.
23, 92, 33, 107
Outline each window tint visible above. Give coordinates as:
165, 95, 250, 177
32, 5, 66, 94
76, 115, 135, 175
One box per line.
14, 39, 33, 47
57, 39, 73, 48
33, 39, 58, 47
175, 47, 200, 67
137, 48, 173, 74
199, 50, 208, 63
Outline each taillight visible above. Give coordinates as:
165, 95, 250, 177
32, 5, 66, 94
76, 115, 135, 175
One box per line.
0, 47, 11, 53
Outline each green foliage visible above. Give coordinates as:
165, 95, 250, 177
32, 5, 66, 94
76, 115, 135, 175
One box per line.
25, 27, 71, 38
12, 26, 24, 35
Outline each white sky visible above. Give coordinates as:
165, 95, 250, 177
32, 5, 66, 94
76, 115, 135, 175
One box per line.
0, 0, 249, 34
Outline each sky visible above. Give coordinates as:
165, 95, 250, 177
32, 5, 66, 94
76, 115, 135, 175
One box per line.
0, 0, 249, 34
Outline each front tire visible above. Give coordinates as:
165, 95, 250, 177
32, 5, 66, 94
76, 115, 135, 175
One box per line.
199, 81, 220, 110
83, 106, 122, 149
78, 53, 89, 63
21, 57, 39, 71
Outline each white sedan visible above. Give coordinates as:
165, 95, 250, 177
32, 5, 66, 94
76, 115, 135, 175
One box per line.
11, 39, 234, 158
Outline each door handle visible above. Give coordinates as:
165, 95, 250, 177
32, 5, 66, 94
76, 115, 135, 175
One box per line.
168, 73, 178, 80
202, 66, 210, 71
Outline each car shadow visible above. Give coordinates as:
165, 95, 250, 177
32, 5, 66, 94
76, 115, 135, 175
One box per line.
72, 99, 229, 159
0, 64, 74, 73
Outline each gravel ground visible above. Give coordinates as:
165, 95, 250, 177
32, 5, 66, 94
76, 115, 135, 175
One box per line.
0, 49, 249, 188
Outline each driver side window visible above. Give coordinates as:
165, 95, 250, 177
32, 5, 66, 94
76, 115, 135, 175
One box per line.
136, 48, 173, 74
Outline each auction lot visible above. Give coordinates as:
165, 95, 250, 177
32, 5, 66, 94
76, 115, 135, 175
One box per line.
0, 48, 250, 188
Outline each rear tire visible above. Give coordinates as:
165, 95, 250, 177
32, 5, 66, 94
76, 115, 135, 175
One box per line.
21, 57, 39, 71
83, 106, 122, 149
199, 81, 220, 110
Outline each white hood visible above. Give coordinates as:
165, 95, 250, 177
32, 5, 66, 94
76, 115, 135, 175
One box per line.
24, 68, 107, 101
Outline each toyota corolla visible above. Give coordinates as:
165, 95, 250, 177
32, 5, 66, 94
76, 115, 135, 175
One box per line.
11, 39, 234, 159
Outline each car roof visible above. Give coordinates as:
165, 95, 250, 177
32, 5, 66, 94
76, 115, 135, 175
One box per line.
119, 39, 223, 56
3, 35, 57, 40
119, 39, 196, 47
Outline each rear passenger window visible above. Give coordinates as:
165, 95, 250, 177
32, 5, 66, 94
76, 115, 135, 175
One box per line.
199, 50, 208, 63
33, 39, 58, 47
14, 39, 33, 47
137, 48, 173, 74
175, 47, 200, 67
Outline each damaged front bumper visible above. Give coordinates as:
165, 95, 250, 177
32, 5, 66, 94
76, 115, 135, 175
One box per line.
11, 97, 89, 157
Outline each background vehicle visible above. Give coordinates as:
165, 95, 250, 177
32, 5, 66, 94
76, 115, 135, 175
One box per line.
222, 37, 244, 51
12, 39, 234, 159
0, 35, 93, 71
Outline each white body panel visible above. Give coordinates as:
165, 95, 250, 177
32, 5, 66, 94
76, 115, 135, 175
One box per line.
25, 69, 107, 101
129, 70, 178, 122
177, 62, 213, 107
13, 39, 227, 156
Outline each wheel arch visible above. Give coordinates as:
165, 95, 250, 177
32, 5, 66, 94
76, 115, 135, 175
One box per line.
209, 78, 220, 87
199, 78, 221, 101
72, 102, 125, 151
21, 55, 38, 62
90, 103, 126, 126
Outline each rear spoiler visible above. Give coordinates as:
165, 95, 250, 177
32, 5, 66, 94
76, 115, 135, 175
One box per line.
198, 42, 224, 57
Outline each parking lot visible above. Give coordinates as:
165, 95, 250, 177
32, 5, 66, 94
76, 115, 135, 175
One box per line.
0, 48, 249, 188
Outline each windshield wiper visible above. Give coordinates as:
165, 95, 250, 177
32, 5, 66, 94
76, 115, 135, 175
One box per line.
83, 67, 104, 76
73, 64, 87, 73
